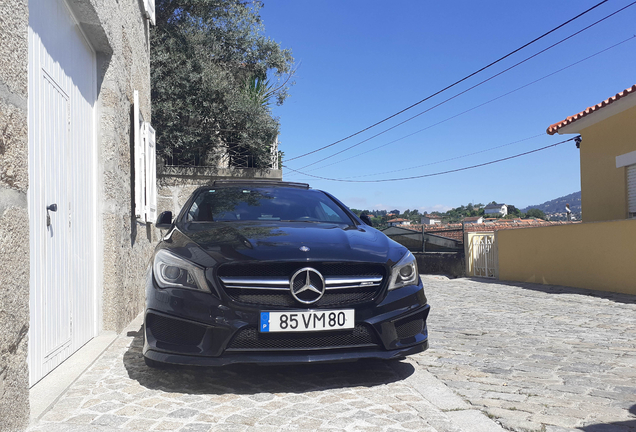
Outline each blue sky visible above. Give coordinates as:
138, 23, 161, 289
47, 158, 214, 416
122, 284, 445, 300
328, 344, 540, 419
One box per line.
259, 1, 636, 213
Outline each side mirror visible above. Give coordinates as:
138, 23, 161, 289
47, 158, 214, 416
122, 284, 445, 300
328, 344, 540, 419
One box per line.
155, 211, 173, 229
360, 214, 373, 226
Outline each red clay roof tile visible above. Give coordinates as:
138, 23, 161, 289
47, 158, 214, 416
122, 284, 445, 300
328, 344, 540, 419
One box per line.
547, 84, 636, 135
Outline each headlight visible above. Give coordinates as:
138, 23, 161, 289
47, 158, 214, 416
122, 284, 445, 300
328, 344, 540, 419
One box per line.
388, 251, 419, 291
153, 249, 211, 293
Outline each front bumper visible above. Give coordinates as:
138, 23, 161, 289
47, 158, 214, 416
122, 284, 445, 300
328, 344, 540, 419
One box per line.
143, 274, 430, 366
144, 340, 428, 367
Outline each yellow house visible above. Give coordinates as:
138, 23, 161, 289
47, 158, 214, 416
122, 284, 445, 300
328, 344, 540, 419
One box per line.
547, 84, 636, 222
496, 85, 636, 294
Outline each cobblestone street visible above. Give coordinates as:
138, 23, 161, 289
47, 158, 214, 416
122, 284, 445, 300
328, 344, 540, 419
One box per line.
28, 276, 636, 432
416, 276, 636, 431
28, 328, 477, 432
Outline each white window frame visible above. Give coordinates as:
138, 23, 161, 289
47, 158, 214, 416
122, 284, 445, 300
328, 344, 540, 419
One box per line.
144, 122, 157, 223
627, 164, 636, 219
133, 90, 157, 224
134, 90, 144, 220
143, 0, 156, 25
616, 151, 636, 219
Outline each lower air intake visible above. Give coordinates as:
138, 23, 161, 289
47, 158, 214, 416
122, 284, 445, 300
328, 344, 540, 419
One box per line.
395, 315, 424, 339
146, 313, 206, 346
227, 324, 379, 351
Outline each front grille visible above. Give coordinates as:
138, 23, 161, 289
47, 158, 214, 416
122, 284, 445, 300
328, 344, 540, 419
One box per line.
226, 324, 379, 351
217, 262, 386, 307
219, 262, 384, 277
146, 313, 206, 346
223, 290, 377, 307
395, 315, 424, 339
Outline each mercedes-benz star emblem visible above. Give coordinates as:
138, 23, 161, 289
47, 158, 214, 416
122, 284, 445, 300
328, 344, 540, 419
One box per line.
290, 267, 325, 304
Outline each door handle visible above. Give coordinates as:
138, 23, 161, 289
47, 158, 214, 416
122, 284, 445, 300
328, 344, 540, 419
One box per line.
46, 203, 57, 227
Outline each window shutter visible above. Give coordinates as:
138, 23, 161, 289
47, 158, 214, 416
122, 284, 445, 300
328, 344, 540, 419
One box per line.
628, 164, 636, 217
133, 90, 145, 220
144, 122, 157, 223
143, 0, 156, 25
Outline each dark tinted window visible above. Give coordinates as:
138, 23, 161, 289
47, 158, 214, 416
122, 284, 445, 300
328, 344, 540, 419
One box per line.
185, 187, 353, 224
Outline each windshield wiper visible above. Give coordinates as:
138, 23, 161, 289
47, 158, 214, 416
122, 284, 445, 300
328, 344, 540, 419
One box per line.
279, 219, 324, 223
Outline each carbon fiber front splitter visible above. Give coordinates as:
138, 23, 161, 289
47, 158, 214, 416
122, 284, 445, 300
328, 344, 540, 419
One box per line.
144, 340, 427, 367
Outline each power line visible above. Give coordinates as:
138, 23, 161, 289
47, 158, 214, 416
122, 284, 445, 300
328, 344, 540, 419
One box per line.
288, 2, 636, 171
282, 137, 577, 183
284, 0, 609, 162
338, 134, 545, 179
287, 35, 636, 177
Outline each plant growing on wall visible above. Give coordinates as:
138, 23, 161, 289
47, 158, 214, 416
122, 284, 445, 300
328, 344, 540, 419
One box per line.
151, 0, 294, 168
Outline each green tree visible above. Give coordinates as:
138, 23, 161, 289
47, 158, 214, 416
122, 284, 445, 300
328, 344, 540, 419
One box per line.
439, 203, 487, 223
151, 0, 294, 168
505, 205, 523, 218
525, 208, 547, 220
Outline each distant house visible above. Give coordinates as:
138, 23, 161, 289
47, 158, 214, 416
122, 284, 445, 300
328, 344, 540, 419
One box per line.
387, 218, 411, 227
484, 203, 508, 216
420, 214, 442, 225
463, 216, 483, 224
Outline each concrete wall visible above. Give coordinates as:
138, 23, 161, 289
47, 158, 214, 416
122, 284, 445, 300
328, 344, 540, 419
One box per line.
578, 105, 636, 222
498, 219, 636, 294
158, 167, 283, 216
0, 0, 30, 429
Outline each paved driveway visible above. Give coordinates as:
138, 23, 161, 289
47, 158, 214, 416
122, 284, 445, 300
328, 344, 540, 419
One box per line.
416, 276, 636, 431
28, 276, 636, 432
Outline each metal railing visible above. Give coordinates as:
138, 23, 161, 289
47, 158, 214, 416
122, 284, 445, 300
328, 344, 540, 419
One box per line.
161, 146, 278, 170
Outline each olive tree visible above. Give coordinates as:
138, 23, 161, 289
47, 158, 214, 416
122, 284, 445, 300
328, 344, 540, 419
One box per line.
151, 0, 294, 168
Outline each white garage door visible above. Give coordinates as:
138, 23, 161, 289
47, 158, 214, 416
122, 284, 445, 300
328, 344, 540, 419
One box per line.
28, 0, 98, 386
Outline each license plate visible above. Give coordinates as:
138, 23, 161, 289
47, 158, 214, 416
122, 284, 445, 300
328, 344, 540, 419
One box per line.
260, 310, 354, 333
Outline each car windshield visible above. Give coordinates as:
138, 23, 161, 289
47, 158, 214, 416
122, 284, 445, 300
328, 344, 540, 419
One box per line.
184, 187, 353, 225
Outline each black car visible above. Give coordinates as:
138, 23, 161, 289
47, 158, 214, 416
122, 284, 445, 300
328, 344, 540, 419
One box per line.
143, 180, 430, 367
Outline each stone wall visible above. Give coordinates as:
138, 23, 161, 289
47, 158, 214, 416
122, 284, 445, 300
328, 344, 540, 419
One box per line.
414, 252, 465, 278
0, 0, 30, 430
83, 0, 157, 333
0, 1, 155, 429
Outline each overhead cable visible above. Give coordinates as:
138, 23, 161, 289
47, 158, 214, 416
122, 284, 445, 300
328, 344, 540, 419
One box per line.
337, 134, 545, 179
288, 35, 636, 177
282, 137, 577, 183
289, 3, 636, 171
284, 0, 609, 162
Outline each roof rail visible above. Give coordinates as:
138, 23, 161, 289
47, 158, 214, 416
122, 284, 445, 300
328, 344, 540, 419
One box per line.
211, 179, 310, 189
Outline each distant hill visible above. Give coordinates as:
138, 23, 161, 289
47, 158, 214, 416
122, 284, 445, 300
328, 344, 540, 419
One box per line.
522, 191, 581, 218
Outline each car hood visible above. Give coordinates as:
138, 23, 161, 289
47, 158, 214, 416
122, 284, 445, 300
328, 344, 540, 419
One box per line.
167, 221, 402, 265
